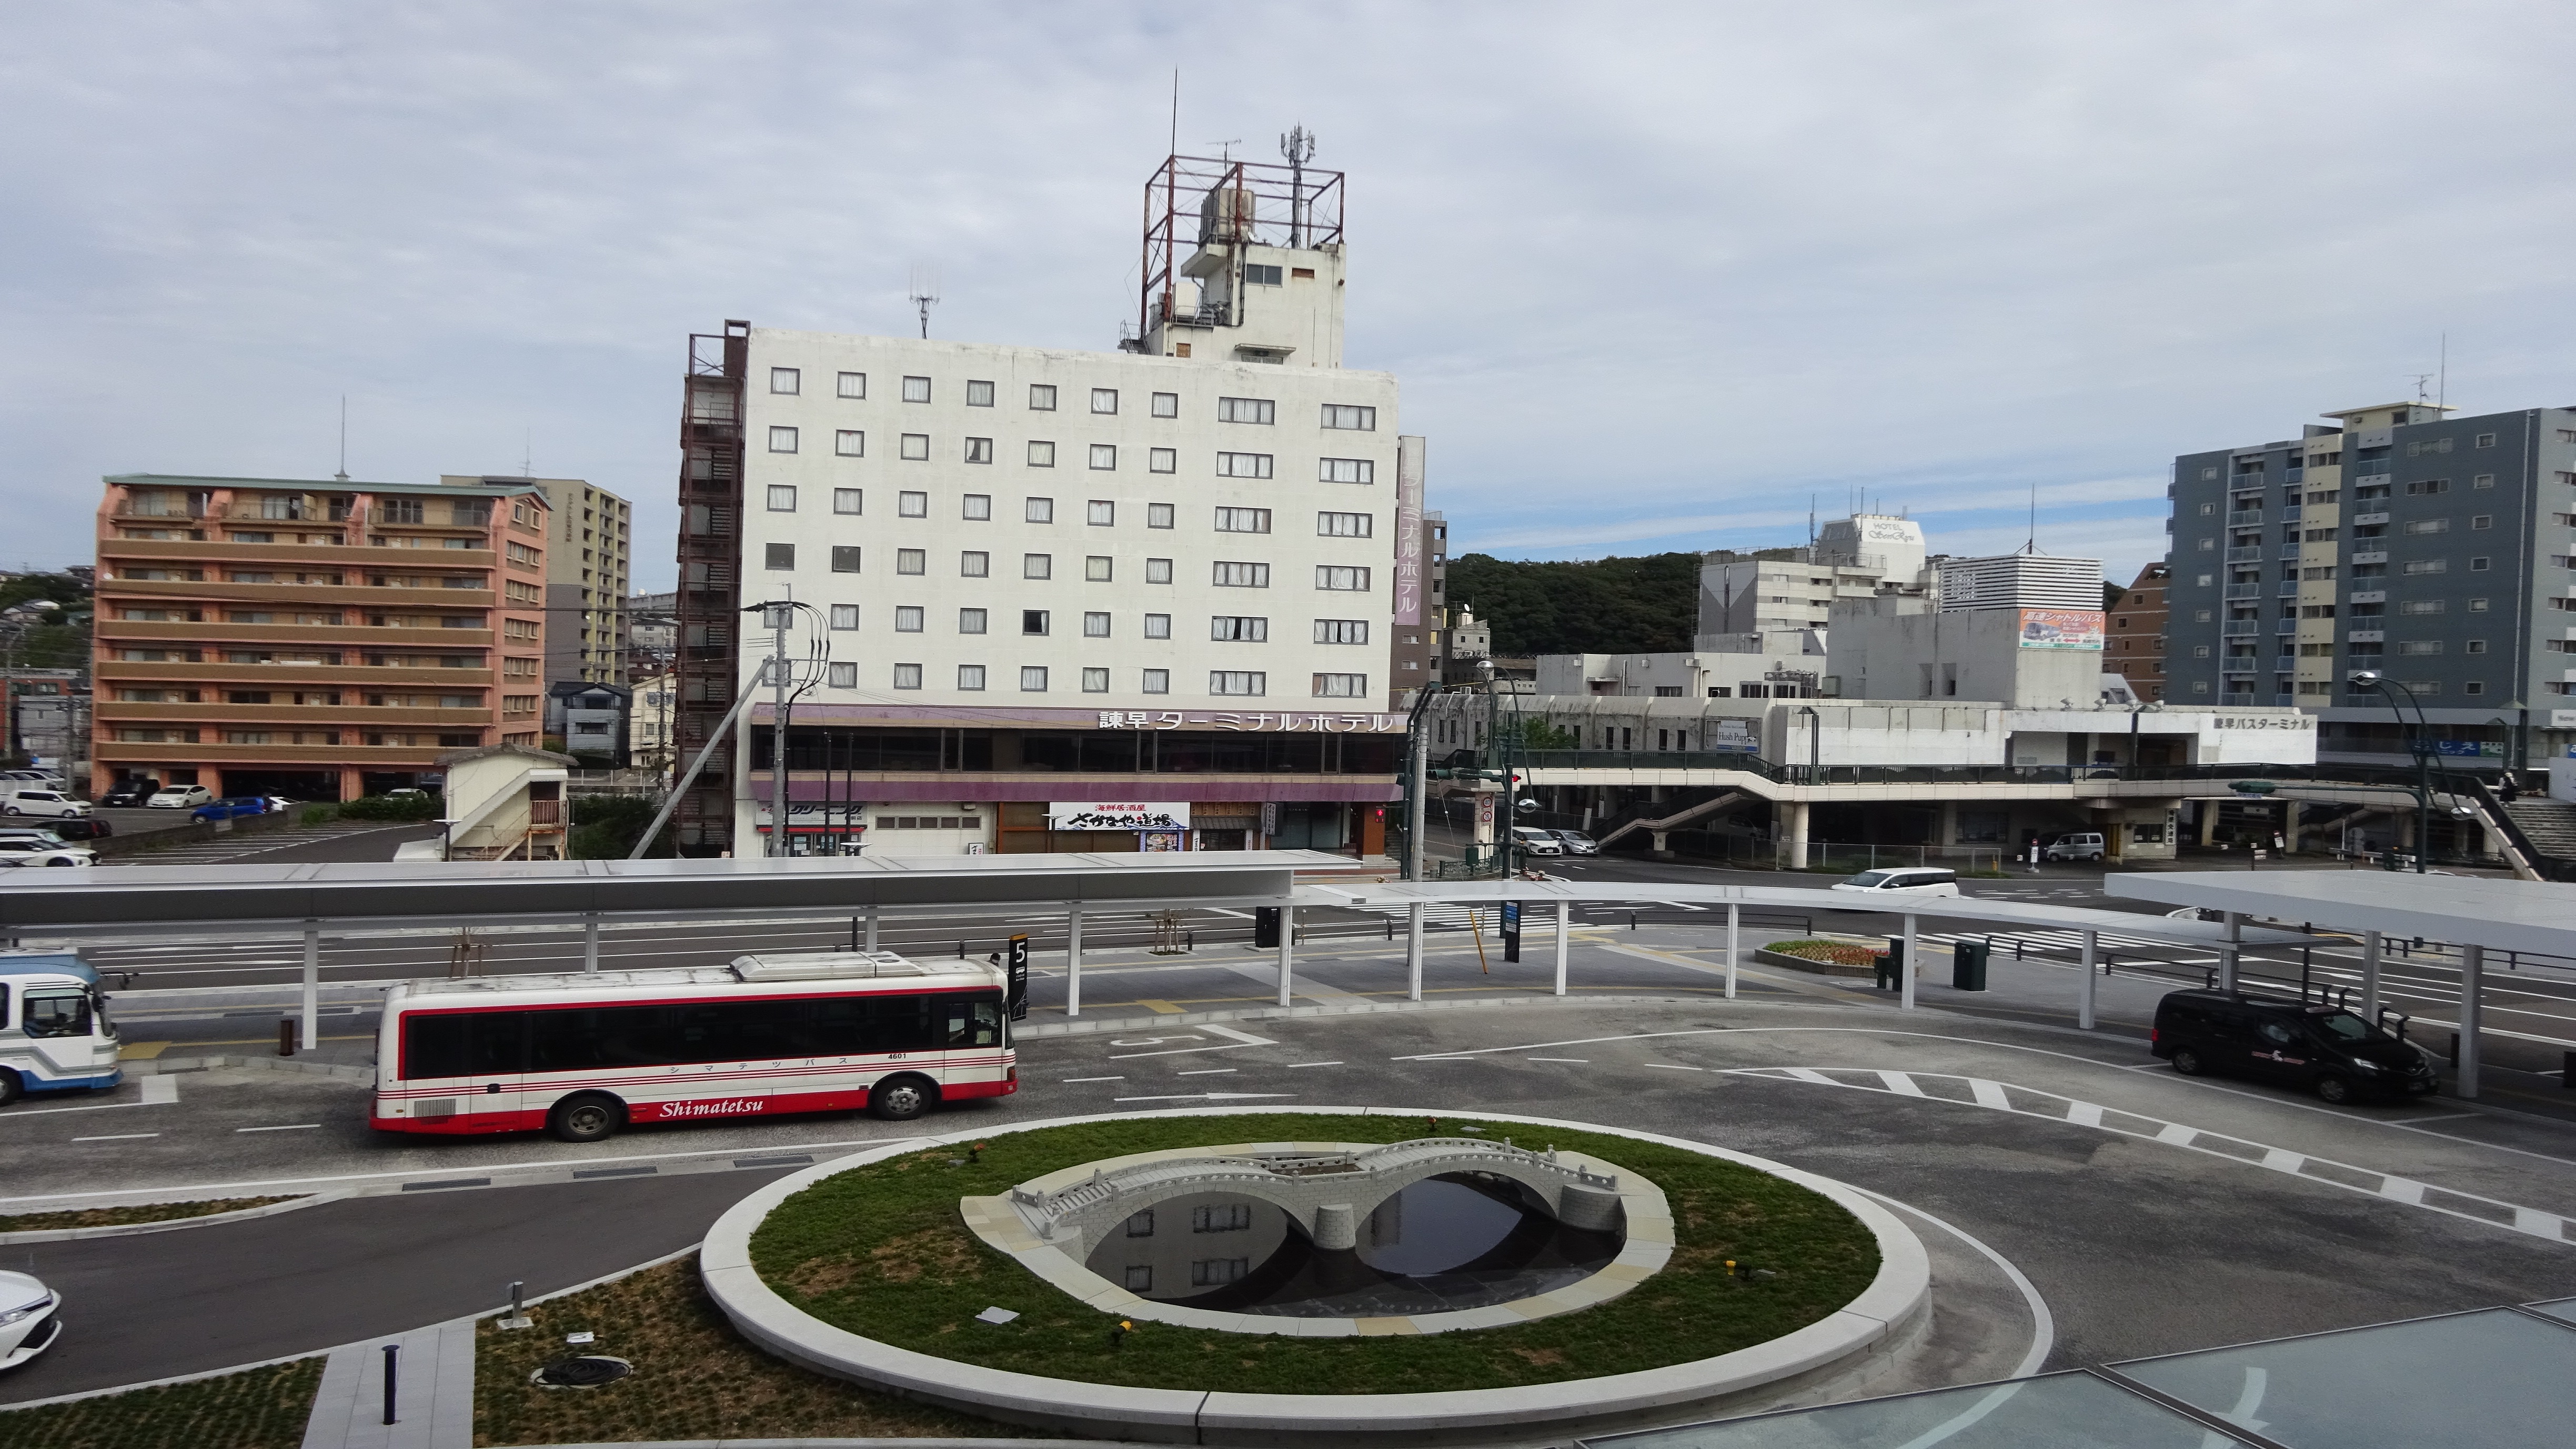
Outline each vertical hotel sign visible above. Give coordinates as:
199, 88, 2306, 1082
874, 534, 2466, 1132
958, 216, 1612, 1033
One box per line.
1393, 435, 1426, 626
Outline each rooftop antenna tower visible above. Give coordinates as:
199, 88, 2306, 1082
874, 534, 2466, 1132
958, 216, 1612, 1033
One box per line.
2438, 330, 2448, 410
1280, 124, 1316, 247
2022, 482, 2038, 555
2411, 371, 2436, 405
908, 265, 939, 340
334, 395, 349, 483
522, 429, 532, 477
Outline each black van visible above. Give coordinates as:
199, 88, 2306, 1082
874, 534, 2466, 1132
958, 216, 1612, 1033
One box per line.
2151, 990, 2437, 1103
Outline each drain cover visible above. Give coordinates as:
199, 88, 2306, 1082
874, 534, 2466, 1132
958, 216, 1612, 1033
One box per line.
532, 1355, 633, 1388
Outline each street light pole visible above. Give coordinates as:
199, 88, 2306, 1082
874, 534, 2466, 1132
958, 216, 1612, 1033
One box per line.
2348, 671, 2434, 872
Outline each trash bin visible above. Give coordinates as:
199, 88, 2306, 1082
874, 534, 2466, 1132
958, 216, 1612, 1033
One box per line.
1876, 938, 1905, 990
1951, 939, 1989, 992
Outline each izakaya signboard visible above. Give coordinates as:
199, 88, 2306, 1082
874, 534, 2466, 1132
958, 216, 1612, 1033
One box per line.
1048, 802, 1192, 831
2017, 608, 2105, 651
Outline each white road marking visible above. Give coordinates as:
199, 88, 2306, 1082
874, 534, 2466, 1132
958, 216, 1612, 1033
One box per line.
1970, 1080, 2012, 1110
142, 1075, 179, 1104
1112, 1092, 1296, 1102
235, 1124, 321, 1133
1877, 1070, 1927, 1097
1061, 1076, 1124, 1083
1643, 1063, 1704, 1072
1526, 1057, 1590, 1063
72, 1133, 159, 1142
2155, 1123, 2199, 1147
1110, 1025, 1279, 1060
1176, 1068, 1238, 1076
1285, 1061, 1342, 1069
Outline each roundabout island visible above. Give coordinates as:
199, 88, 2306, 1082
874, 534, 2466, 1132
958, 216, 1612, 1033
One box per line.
702, 1108, 1929, 1445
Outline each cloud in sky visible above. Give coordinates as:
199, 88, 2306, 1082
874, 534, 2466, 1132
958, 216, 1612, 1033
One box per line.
5, 1, 2574, 592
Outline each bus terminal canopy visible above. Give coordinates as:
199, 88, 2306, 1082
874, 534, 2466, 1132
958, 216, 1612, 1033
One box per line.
0, 851, 1365, 938
2106, 870, 2576, 958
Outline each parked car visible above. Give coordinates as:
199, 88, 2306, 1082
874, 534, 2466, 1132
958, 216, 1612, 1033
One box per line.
144, 786, 213, 809
263, 796, 296, 813
99, 777, 162, 808
1549, 829, 1601, 857
1830, 868, 1963, 898
0, 839, 95, 867
190, 796, 270, 823
1, 790, 89, 820
0, 769, 68, 790
0, 827, 68, 848
43, 818, 112, 842
0, 1268, 62, 1369
2042, 831, 2107, 863
2152, 989, 2436, 1103
1509, 826, 1564, 856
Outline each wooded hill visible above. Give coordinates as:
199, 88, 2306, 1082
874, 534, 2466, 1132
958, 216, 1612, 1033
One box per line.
1443, 551, 1702, 656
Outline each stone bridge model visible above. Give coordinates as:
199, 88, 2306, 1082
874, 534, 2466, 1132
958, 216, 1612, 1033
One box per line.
1004, 1136, 1624, 1255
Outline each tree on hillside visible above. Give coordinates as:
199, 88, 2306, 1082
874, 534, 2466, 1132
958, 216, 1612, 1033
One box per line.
1444, 552, 1701, 656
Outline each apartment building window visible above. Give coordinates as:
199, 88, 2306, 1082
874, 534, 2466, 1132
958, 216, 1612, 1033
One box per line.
954, 663, 985, 691
1215, 452, 1274, 479
1150, 448, 1177, 474
1091, 388, 1118, 414
2402, 560, 2447, 575
2402, 519, 2449, 534
2302, 528, 2334, 542
1088, 500, 1115, 526
1144, 613, 1171, 639
1210, 671, 1265, 696
2466, 639, 2488, 655
1082, 667, 1110, 692
829, 605, 860, 629
902, 376, 931, 403
880, 606, 920, 635
964, 379, 994, 407
963, 494, 992, 520
2397, 641, 2442, 656
1146, 558, 1173, 583
1024, 497, 1054, 524
1152, 391, 1178, 418
832, 487, 862, 515
1213, 561, 1270, 588
766, 427, 798, 454
1317, 511, 1372, 537
1089, 444, 1118, 470
1147, 502, 1175, 528
1028, 441, 1055, 467
1315, 566, 1370, 591
1022, 609, 1050, 636
1021, 666, 1050, 691
837, 371, 865, 399
1142, 669, 1169, 693
1217, 396, 1275, 424
960, 550, 989, 577
899, 491, 928, 517
1322, 404, 1376, 430
765, 485, 797, 512
1313, 673, 1367, 698
1212, 616, 1267, 641
964, 437, 994, 464
892, 663, 923, 689
2471, 515, 2492, 529
2471, 557, 2491, 571
2470, 598, 2491, 611
1313, 619, 1368, 645
765, 544, 794, 570
1215, 506, 1272, 532
2404, 479, 2449, 497
960, 607, 987, 634
1029, 384, 1056, 410
1083, 611, 1111, 638
2399, 600, 2446, 615
833, 430, 863, 457
770, 367, 799, 394
1085, 556, 1113, 581
1320, 458, 1374, 484
830, 546, 861, 573
2474, 474, 2496, 488
827, 661, 857, 688
2476, 432, 2497, 447
897, 549, 925, 575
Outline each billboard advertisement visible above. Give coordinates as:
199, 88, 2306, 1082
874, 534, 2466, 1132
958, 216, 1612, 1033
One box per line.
1047, 802, 1191, 830
2017, 608, 2105, 651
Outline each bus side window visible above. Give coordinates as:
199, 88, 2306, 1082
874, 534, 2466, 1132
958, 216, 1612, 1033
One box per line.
941, 994, 1002, 1048
404, 1011, 529, 1079
0, 984, 10, 1030
21, 990, 93, 1039
859, 994, 935, 1054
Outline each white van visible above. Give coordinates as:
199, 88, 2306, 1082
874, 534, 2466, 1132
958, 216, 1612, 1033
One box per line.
0, 952, 122, 1105
2042, 832, 2107, 863
2, 789, 91, 820
1830, 868, 1961, 898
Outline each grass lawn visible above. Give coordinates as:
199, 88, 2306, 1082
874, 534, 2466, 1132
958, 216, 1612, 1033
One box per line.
0, 1198, 303, 1234
750, 1113, 1879, 1395
474, 1256, 1029, 1446
0, 1359, 323, 1449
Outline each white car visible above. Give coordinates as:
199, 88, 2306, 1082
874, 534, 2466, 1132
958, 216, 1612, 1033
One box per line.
3, 790, 91, 820
1510, 826, 1564, 856
0, 1269, 61, 1368
145, 786, 213, 809
0, 839, 96, 868
1549, 829, 1601, 857
1830, 868, 1962, 898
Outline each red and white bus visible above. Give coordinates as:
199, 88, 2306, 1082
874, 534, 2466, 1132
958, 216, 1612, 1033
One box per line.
369, 951, 1015, 1142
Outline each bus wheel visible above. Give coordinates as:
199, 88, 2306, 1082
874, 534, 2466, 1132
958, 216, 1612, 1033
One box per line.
0, 1069, 19, 1108
547, 1093, 623, 1143
869, 1075, 937, 1122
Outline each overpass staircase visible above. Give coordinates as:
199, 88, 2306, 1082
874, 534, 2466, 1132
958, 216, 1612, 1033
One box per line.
2498, 792, 2576, 881
1596, 788, 1756, 852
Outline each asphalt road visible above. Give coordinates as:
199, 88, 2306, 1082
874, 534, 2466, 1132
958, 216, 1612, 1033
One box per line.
9, 994, 2576, 1404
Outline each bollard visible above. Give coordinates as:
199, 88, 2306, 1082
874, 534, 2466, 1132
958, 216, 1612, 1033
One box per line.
1629, 912, 1637, 931
381, 1344, 399, 1425
277, 1017, 296, 1057
499, 1280, 531, 1330
2449, 1032, 2461, 1067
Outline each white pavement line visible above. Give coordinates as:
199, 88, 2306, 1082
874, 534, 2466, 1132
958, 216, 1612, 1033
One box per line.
1176, 1069, 1238, 1076
1527, 1057, 1591, 1063
72, 1133, 159, 1142
238, 1123, 323, 1132
1200, 1023, 1276, 1046
1877, 1070, 1927, 1098
2066, 1102, 2104, 1127
1113, 1092, 1297, 1102
142, 1074, 179, 1104
1061, 1076, 1124, 1082
1782, 1066, 1839, 1085
2260, 1148, 2307, 1173
2155, 1123, 2199, 1147
1285, 1061, 1342, 1069
1970, 1080, 2011, 1110
2515, 1208, 2564, 1238
2378, 1178, 2428, 1205
1857, 1186, 2056, 1383
0, 1098, 159, 1119
1643, 1063, 1704, 1072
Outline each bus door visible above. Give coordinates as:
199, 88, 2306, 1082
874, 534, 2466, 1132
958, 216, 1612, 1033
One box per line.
935, 993, 1006, 1086
399, 1010, 526, 1126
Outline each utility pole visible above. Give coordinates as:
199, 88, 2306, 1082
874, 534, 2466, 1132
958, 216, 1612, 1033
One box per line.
767, 602, 792, 857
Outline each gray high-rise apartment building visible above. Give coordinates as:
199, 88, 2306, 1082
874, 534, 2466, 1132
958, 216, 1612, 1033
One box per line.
2164, 401, 2576, 769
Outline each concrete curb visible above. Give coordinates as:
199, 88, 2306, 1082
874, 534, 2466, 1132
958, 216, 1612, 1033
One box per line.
700, 1106, 1929, 1446
0, 1189, 346, 1245
133, 1052, 374, 1083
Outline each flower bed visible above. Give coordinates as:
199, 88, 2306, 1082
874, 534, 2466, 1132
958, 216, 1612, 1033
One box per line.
1763, 939, 1884, 967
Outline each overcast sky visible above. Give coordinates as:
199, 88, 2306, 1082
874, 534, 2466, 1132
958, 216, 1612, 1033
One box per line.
7, 2, 2574, 592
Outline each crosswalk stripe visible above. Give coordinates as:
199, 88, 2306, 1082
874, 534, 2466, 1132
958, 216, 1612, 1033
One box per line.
1877, 1070, 1926, 1096
1971, 1080, 2011, 1110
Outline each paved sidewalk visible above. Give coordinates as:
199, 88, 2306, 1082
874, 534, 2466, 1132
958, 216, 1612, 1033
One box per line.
300, 1317, 475, 1449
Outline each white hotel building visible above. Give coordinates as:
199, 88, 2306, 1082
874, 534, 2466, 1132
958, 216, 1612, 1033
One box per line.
671, 153, 1426, 858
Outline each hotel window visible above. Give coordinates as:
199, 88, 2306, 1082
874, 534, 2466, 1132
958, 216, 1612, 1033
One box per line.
1313, 673, 1367, 698
829, 605, 860, 629
965, 379, 994, 407
902, 375, 931, 403
1315, 565, 1370, 591
1025, 554, 1052, 579
1082, 668, 1110, 692
962, 494, 992, 520
894, 606, 924, 632
834, 430, 863, 457
1317, 511, 1371, 537
1212, 616, 1267, 641
1150, 447, 1177, 474
766, 485, 797, 511
1142, 669, 1169, 693
1213, 561, 1270, 587
1091, 388, 1118, 414
1320, 457, 1374, 484
1029, 384, 1056, 410
958, 664, 986, 690
1022, 609, 1050, 635
1210, 671, 1266, 697
900, 491, 929, 517
960, 608, 988, 634
1028, 440, 1056, 467
960, 550, 989, 577
897, 549, 925, 575
827, 662, 856, 688
892, 663, 923, 689
836, 371, 864, 399
964, 437, 993, 464
1025, 497, 1054, 524
768, 426, 798, 454
832, 487, 863, 515
1085, 556, 1113, 581
1090, 444, 1118, 470
764, 543, 794, 570
1088, 500, 1115, 526
1217, 396, 1275, 425
1152, 391, 1178, 418
1314, 619, 1369, 645
1021, 666, 1050, 691
1322, 404, 1376, 430
770, 367, 799, 394
1147, 502, 1175, 528
1083, 611, 1111, 638
1215, 507, 1272, 533
1144, 613, 1171, 639
900, 433, 929, 460
1215, 451, 1273, 479
1146, 558, 1174, 583
830, 546, 861, 573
